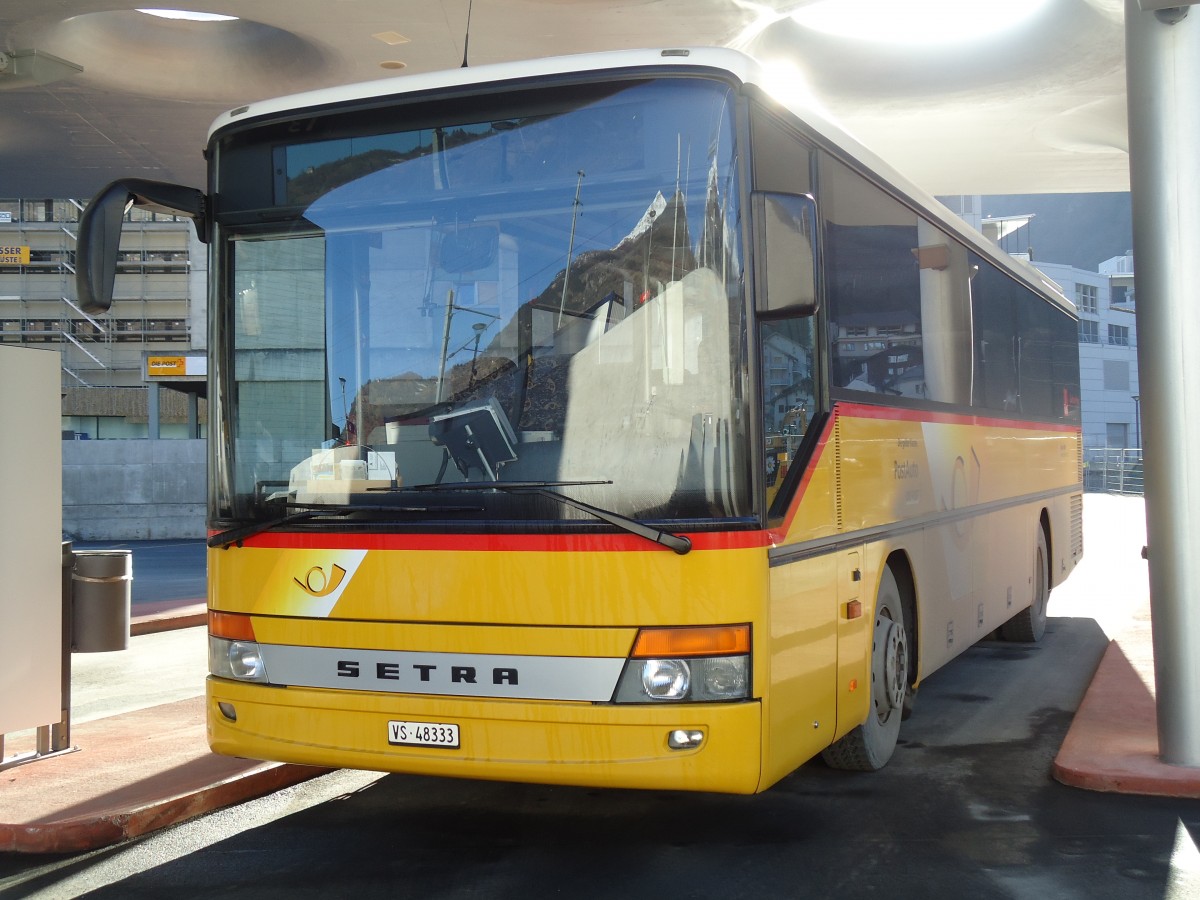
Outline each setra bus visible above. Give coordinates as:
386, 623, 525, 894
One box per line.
77, 47, 1082, 793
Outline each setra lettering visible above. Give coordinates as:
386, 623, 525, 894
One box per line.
333, 658, 525, 688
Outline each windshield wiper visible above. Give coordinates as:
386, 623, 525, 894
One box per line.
207, 503, 484, 549
409, 481, 692, 555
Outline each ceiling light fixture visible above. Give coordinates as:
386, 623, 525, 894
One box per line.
136, 9, 239, 22
380, 60, 407, 70
372, 31, 410, 45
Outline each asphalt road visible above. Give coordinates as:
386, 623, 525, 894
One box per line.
71, 540, 207, 605
5, 613, 1198, 899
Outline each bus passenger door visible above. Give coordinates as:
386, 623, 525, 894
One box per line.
763, 552, 839, 787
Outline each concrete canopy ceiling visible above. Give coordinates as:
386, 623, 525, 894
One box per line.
1, 1, 1130, 200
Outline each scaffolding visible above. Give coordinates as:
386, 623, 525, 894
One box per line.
0, 198, 201, 389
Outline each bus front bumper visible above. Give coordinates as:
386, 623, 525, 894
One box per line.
207, 678, 764, 794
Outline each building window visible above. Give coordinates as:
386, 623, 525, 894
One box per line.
20, 199, 53, 222
1076, 284, 1098, 314
1103, 359, 1131, 392
1078, 319, 1099, 343
1108, 324, 1130, 346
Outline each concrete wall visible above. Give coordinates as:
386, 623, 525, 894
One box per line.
62, 439, 206, 540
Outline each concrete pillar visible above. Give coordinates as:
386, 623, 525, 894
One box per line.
188, 391, 199, 439
147, 382, 160, 440
1125, 0, 1200, 767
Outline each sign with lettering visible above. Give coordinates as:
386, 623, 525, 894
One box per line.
145, 354, 206, 378
0, 245, 30, 265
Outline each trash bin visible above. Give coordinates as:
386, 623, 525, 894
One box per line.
71, 550, 132, 652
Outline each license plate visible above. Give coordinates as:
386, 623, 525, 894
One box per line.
388, 720, 460, 748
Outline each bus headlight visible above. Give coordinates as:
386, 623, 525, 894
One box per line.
700, 655, 749, 698
613, 625, 751, 703
642, 658, 691, 699
615, 655, 749, 702
208, 636, 270, 683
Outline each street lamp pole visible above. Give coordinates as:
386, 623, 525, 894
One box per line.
1133, 394, 1141, 454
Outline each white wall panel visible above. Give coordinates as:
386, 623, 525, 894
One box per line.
0, 346, 63, 735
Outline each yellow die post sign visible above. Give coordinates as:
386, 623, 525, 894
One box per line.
147, 356, 187, 376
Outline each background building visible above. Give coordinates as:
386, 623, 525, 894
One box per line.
0, 197, 207, 438
1037, 254, 1139, 452
1, 197, 208, 537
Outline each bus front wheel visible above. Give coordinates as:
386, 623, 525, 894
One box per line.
822, 566, 909, 772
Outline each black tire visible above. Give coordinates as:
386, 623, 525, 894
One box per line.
1000, 526, 1049, 643
822, 566, 910, 772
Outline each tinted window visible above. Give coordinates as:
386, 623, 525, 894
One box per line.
821, 155, 923, 399
821, 156, 971, 405
971, 263, 1020, 412
970, 252, 1080, 421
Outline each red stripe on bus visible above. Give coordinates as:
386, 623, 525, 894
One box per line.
218, 529, 773, 553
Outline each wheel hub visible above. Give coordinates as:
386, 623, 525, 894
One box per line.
878, 618, 908, 714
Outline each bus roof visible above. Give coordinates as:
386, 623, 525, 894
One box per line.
209, 47, 1072, 314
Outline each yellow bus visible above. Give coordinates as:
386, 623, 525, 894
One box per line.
78, 48, 1082, 793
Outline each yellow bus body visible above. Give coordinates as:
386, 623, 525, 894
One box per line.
207, 404, 1081, 793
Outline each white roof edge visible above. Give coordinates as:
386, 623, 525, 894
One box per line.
207, 45, 1072, 311
207, 48, 755, 140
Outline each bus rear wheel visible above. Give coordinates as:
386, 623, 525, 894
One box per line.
822, 566, 909, 772
1000, 526, 1049, 643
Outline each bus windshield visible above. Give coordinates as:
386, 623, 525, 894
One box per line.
212, 77, 752, 530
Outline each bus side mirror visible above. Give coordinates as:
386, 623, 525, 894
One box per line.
77, 179, 207, 313
753, 192, 818, 317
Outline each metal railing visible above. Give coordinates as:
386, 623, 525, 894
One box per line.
1083, 447, 1144, 495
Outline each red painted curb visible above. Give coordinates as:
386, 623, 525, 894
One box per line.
1053, 639, 1200, 799
1, 696, 333, 855
1, 762, 329, 854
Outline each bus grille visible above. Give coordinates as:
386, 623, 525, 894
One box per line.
1070, 493, 1084, 560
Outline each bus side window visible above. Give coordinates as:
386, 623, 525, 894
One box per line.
753, 192, 819, 514
820, 154, 923, 397
761, 317, 816, 507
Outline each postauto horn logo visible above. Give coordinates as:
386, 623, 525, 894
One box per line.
294, 564, 348, 598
